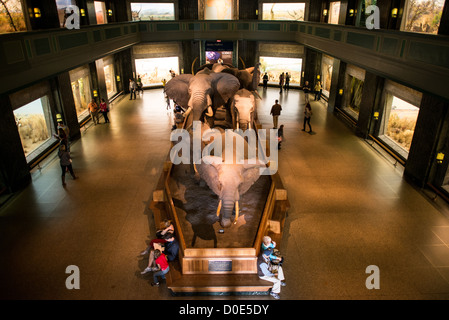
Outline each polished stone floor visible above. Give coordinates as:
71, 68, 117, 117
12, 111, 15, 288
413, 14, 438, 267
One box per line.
1, 87, 449, 301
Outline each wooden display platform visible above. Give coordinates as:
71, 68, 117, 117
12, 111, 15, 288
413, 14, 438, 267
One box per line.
148, 115, 289, 295
165, 259, 272, 295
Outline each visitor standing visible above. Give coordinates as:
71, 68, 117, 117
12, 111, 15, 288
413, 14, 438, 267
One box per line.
88, 99, 100, 125
58, 144, 77, 186
55, 118, 70, 151
136, 75, 143, 95
263, 72, 268, 89
314, 81, 322, 101
129, 78, 137, 100
284, 72, 290, 90
302, 81, 311, 103
99, 98, 110, 123
278, 124, 284, 150
279, 73, 285, 93
302, 103, 313, 133
270, 99, 282, 129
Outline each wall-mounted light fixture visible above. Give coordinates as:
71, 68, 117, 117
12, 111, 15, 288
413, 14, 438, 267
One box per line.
349, 9, 355, 17
256, 9, 258, 15
33, 8, 41, 18
93, 90, 98, 97
316, 75, 320, 80
116, 75, 120, 82
437, 152, 445, 164
391, 8, 398, 18
108, 9, 113, 16
323, 9, 328, 16
339, 89, 344, 95
56, 114, 63, 122
80, 9, 86, 17
373, 112, 379, 120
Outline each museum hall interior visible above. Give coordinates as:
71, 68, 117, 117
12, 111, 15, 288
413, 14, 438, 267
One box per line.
1, 0, 449, 303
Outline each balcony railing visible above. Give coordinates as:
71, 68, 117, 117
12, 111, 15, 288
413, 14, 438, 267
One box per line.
1, 20, 448, 100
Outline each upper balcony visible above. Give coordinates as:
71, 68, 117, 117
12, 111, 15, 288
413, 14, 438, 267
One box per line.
1, 20, 448, 101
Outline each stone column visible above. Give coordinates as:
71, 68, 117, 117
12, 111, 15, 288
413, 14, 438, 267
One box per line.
438, 0, 449, 35
24, 0, 60, 30
327, 58, 341, 112
405, 94, 449, 187
94, 59, 108, 103
355, 72, 382, 138
56, 72, 81, 140
0, 95, 31, 193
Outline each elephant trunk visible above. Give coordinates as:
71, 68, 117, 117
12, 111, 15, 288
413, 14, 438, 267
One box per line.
220, 190, 237, 228
190, 92, 212, 121
239, 121, 249, 131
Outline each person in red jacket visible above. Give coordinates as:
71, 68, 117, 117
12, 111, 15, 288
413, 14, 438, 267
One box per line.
150, 249, 170, 287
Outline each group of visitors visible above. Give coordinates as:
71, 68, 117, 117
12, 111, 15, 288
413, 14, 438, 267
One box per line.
140, 219, 180, 287
278, 72, 291, 93
129, 76, 144, 100
58, 93, 113, 187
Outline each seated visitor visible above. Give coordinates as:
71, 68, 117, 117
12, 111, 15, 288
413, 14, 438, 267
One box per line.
141, 232, 179, 275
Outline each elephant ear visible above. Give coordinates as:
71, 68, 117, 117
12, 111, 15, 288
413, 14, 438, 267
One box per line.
211, 73, 240, 107
165, 74, 193, 108
197, 156, 223, 196
239, 160, 266, 195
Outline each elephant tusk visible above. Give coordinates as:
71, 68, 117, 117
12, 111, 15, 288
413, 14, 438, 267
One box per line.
216, 200, 222, 217
193, 163, 198, 174
184, 107, 192, 117
234, 201, 239, 224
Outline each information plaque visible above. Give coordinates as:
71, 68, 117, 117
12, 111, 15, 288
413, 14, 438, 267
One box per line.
208, 260, 232, 272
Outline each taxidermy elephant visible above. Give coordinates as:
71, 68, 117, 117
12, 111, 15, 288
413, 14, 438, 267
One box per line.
199, 63, 261, 93
164, 68, 240, 128
195, 129, 266, 228
231, 88, 257, 130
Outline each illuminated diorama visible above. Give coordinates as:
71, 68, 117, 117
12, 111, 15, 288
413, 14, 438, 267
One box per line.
259, 56, 302, 86
262, 2, 305, 21
0, 0, 26, 34
131, 2, 175, 21
376, 80, 422, 160
135, 56, 179, 86
69, 65, 92, 122
14, 97, 53, 158
402, 0, 444, 34
203, 0, 233, 20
